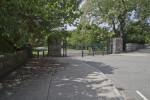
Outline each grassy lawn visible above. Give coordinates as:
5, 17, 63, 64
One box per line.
33, 51, 38, 55
44, 51, 48, 55
32, 51, 48, 57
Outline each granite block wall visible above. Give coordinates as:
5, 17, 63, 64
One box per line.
112, 38, 123, 54
126, 43, 146, 52
0, 48, 32, 77
48, 39, 61, 57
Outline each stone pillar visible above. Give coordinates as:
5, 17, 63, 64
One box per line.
112, 38, 123, 54
48, 39, 61, 57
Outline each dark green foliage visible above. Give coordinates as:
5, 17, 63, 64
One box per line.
0, 36, 14, 55
124, 23, 150, 44
47, 30, 71, 44
82, 0, 150, 46
68, 22, 113, 49
0, 0, 82, 54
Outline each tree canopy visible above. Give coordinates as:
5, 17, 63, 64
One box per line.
81, 0, 150, 39
124, 23, 150, 43
0, 0, 82, 54
68, 20, 111, 49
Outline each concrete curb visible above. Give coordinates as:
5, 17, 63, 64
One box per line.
100, 72, 123, 100
82, 60, 124, 100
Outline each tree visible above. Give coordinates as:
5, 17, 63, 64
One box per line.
0, 0, 82, 54
124, 23, 150, 43
81, 0, 150, 38
68, 20, 111, 49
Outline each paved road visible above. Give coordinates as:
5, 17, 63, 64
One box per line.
0, 57, 121, 100
49, 58, 120, 100
74, 53, 150, 100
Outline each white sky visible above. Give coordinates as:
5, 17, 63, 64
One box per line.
67, 0, 86, 31
67, 25, 77, 31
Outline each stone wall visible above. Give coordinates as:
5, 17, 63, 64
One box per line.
112, 38, 123, 54
126, 43, 145, 52
48, 39, 61, 57
0, 49, 32, 77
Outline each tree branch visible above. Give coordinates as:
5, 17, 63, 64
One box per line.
112, 19, 118, 36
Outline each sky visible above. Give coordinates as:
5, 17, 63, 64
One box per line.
67, 0, 86, 31
67, 25, 77, 31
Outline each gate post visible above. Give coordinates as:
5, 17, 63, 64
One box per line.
48, 39, 61, 57
107, 38, 110, 54
112, 38, 123, 54
82, 50, 84, 57
63, 39, 67, 57
102, 47, 104, 56
92, 44, 95, 56
92, 50, 94, 56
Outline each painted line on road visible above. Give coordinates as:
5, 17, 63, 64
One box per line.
136, 90, 148, 100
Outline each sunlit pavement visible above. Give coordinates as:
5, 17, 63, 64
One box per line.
0, 57, 121, 100
49, 58, 121, 100
74, 52, 150, 100
0, 58, 62, 100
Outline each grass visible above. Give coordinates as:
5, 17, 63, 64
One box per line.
33, 51, 38, 55
44, 51, 48, 55
32, 51, 48, 57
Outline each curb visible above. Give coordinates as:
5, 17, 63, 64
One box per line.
82, 61, 124, 100
100, 72, 123, 100
65, 57, 124, 100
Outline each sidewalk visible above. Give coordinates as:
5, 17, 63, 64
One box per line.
0, 57, 122, 100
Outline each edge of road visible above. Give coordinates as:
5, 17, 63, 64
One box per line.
78, 59, 124, 100
56, 57, 124, 100
99, 71, 124, 100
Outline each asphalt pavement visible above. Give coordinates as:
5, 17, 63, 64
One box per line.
0, 46, 149, 100
0, 57, 122, 100
49, 58, 122, 100
74, 53, 150, 100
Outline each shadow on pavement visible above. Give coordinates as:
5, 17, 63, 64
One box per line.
49, 58, 119, 100
84, 61, 118, 74
0, 57, 123, 100
0, 58, 65, 100
77, 59, 126, 98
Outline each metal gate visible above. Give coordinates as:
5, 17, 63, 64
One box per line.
62, 38, 112, 57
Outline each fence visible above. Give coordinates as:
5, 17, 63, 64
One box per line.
63, 39, 111, 57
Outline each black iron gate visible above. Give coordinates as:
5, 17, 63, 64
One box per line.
62, 38, 112, 57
